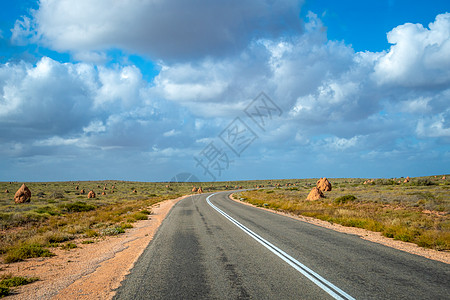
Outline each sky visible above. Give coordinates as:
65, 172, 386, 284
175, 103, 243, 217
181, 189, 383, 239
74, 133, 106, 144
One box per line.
0, 0, 449, 182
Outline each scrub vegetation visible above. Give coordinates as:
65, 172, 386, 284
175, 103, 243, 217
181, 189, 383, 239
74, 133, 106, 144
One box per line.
0, 180, 257, 263
0, 274, 39, 297
1, 176, 448, 267
236, 176, 450, 251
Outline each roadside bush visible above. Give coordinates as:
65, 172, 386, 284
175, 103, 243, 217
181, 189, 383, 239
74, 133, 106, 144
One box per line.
334, 195, 357, 204
50, 192, 64, 199
0, 285, 9, 297
84, 229, 98, 238
127, 211, 149, 222
60, 242, 77, 250
4, 244, 55, 263
0, 212, 48, 230
120, 223, 133, 230
375, 179, 397, 185
60, 202, 96, 213
26, 230, 73, 247
0, 274, 39, 297
410, 178, 435, 186
101, 226, 125, 236
35, 205, 60, 216
0, 274, 38, 287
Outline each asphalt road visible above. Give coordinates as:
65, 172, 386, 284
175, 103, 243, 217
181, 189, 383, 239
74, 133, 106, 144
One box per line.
114, 192, 450, 299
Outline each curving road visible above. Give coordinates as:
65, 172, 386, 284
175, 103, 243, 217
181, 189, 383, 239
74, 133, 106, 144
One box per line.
114, 192, 450, 299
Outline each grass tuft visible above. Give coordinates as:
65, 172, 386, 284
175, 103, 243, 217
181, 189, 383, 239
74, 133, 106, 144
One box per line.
60, 242, 77, 250
101, 226, 125, 236
334, 195, 357, 204
0, 274, 39, 297
60, 201, 96, 213
4, 244, 55, 263
0, 274, 39, 287
0, 286, 9, 297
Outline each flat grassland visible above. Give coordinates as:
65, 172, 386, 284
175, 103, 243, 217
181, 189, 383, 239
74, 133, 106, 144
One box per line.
0, 180, 258, 264
1, 176, 449, 264
0, 177, 449, 296
236, 176, 449, 251
0, 180, 258, 296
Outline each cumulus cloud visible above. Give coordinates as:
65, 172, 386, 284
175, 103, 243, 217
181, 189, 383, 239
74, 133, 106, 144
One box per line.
0, 56, 186, 155
322, 136, 360, 151
151, 12, 450, 146
12, 0, 303, 61
416, 113, 450, 138
0, 57, 93, 137
374, 13, 450, 87
152, 12, 378, 125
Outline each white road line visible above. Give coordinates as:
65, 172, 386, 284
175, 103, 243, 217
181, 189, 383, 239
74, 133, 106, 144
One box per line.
206, 193, 356, 300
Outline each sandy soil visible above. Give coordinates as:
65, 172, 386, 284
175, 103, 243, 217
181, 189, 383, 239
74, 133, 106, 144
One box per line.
0, 195, 187, 300
229, 194, 450, 264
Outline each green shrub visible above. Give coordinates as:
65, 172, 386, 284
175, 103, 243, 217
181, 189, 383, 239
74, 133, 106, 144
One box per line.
35, 206, 60, 216
101, 226, 125, 236
128, 212, 148, 221
0, 286, 10, 297
374, 179, 397, 185
60, 201, 96, 213
84, 229, 98, 238
50, 192, 64, 199
120, 223, 133, 230
337, 218, 367, 228
60, 243, 77, 250
46, 232, 72, 244
4, 244, 55, 263
0, 275, 39, 287
0, 212, 49, 229
410, 178, 435, 186
334, 195, 357, 204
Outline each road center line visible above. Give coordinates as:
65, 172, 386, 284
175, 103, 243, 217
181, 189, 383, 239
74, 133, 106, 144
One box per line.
206, 193, 356, 300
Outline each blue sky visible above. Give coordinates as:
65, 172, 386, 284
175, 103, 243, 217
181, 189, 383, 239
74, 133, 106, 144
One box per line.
0, 0, 449, 182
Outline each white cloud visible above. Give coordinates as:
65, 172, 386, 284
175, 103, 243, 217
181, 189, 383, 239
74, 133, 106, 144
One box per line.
94, 65, 145, 108
147, 11, 450, 145
155, 62, 229, 102
10, 16, 37, 45
163, 129, 180, 137
0, 57, 94, 133
72, 51, 109, 64
83, 121, 106, 134
323, 136, 360, 151
0, 57, 178, 154
33, 136, 80, 147
12, 0, 303, 61
416, 114, 450, 138
374, 13, 450, 87
399, 97, 432, 114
